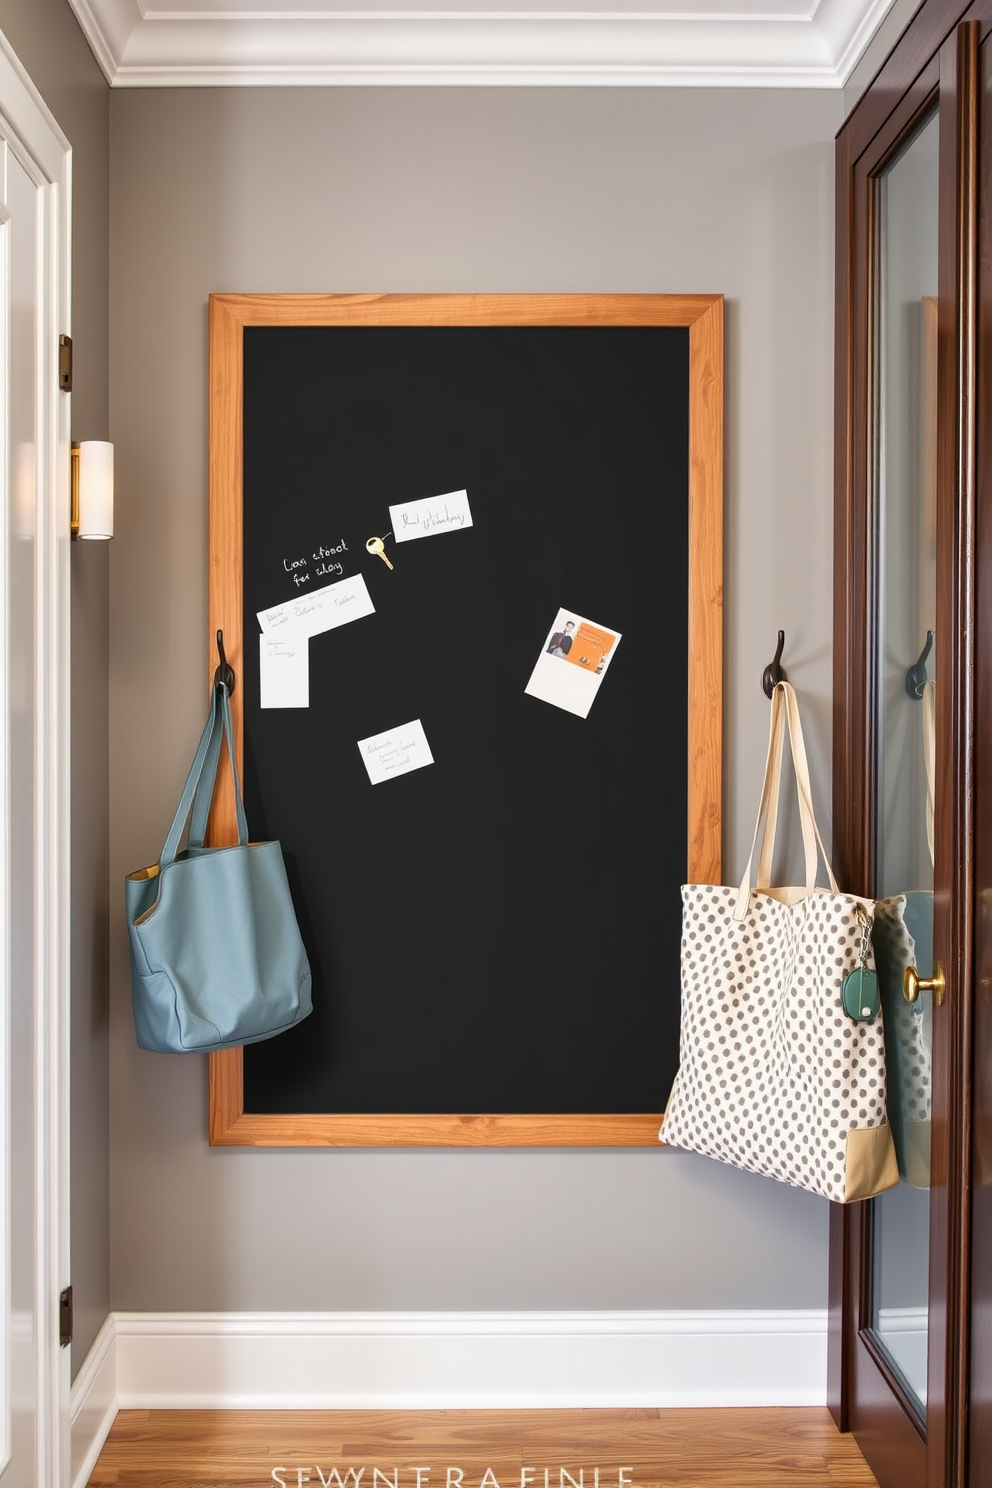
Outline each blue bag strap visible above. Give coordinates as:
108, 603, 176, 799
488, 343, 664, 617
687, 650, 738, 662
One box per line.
189, 682, 249, 850
160, 682, 249, 870
185, 717, 223, 851
188, 681, 249, 853
210, 682, 250, 848
188, 691, 229, 850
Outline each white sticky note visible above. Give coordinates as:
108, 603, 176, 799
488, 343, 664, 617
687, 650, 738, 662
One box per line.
257, 574, 375, 639
524, 608, 622, 720
389, 489, 473, 543
259, 634, 309, 710
357, 719, 435, 785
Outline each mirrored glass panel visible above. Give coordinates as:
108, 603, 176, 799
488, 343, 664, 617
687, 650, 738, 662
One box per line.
869, 105, 939, 1419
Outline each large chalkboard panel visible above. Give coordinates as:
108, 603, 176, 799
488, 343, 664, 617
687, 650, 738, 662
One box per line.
207, 294, 723, 1147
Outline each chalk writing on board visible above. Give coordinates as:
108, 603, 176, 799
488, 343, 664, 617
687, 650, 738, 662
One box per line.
283, 555, 311, 587
281, 538, 350, 587
314, 539, 349, 579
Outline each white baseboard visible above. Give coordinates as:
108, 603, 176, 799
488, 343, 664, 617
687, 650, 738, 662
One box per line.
69, 1308, 828, 1485
70, 1314, 118, 1488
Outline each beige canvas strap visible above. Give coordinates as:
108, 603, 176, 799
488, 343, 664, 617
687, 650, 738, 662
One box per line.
753, 683, 791, 891
735, 681, 839, 921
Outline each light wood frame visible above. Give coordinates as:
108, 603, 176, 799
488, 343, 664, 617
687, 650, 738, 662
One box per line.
207, 292, 723, 1148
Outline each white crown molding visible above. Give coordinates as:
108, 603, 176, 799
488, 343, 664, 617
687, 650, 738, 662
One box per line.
814, 0, 893, 80
67, 0, 894, 86
65, 0, 141, 82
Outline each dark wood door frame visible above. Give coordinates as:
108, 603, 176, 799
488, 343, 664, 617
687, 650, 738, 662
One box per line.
830, 4, 984, 1486
967, 25, 992, 1479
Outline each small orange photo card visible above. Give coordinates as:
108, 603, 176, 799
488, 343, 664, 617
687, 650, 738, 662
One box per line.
525, 607, 622, 719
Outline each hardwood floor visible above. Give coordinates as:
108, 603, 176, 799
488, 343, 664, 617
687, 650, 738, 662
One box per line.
86, 1408, 879, 1487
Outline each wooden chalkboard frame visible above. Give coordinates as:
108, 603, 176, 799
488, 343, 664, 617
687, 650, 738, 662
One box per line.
207, 292, 723, 1148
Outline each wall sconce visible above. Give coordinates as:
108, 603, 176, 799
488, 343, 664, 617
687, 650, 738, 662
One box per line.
71, 440, 114, 541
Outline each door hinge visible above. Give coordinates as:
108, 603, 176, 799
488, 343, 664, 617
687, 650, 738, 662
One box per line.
59, 1285, 73, 1348
58, 334, 72, 392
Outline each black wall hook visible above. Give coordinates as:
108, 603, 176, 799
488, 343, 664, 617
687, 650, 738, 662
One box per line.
906, 630, 934, 699
213, 628, 236, 696
762, 630, 787, 699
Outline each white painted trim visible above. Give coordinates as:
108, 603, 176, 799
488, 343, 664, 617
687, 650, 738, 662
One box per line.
69, 1317, 117, 1488
817, 0, 893, 79
37, 158, 74, 1488
66, 0, 895, 87
60, 0, 129, 84
0, 30, 73, 168
0, 142, 10, 1487
67, 1308, 829, 1481
69, 1309, 826, 1442
0, 27, 72, 1488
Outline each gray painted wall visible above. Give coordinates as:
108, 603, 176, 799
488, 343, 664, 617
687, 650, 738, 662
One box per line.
109, 85, 842, 1313
0, 0, 111, 1374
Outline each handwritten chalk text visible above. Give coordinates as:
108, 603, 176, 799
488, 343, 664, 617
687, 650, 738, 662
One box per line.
282, 539, 349, 587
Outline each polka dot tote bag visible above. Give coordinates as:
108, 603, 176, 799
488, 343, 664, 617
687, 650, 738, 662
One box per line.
660, 682, 899, 1203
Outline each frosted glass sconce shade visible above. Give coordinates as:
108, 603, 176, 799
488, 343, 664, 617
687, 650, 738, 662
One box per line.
71, 441, 114, 541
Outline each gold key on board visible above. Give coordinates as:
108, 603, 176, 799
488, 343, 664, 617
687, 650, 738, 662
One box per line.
366, 536, 394, 571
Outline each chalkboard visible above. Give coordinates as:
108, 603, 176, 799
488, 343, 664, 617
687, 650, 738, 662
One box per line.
207, 294, 723, 1147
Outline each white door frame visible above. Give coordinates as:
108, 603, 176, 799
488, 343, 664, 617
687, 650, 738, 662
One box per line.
0, 29, 72, 1488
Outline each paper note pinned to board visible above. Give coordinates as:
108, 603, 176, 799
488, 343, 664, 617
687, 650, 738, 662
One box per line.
524, 608, 621, 720
357, 719, 434, 785
257, 574, 375, 639
259, 634, 309, 710
389, 489, 473, 543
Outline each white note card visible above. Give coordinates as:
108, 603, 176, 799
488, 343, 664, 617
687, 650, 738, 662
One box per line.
259, 634, 309, 710
389, 489, 473, 543
357, 719, 434, 785
257, 574, 375, 639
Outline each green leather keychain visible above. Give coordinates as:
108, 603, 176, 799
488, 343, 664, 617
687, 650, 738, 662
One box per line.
842, 905, 879, 1021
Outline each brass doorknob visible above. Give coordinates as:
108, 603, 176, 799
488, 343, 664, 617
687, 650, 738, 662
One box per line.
903, 962, 946, 1006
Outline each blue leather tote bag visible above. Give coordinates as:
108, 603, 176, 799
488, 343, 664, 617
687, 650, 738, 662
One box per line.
125, 681, 312, 1053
